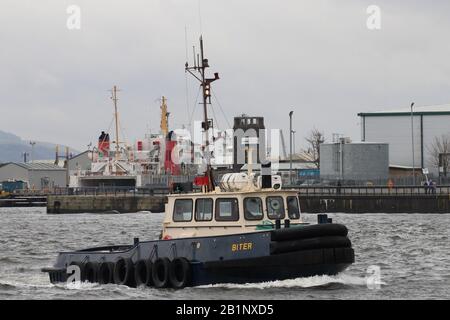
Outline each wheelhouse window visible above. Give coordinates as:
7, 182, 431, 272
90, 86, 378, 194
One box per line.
266, 196, 285, 219
173, 199, 193, 222
195, 198, 213, 221
287, 196, 300, 219
215, 198, 239, 221
244, 197, 263, 220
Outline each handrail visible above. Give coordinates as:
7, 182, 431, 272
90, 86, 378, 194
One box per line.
289, 185, 450, 196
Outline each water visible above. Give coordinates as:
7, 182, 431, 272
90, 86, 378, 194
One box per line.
1, 207, 449, 300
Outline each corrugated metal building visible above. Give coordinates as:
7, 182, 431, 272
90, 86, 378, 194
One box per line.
68, 150, 92, 172
0, 162, 67, 190
358, 104, 450, 174
320, 141, 389, 181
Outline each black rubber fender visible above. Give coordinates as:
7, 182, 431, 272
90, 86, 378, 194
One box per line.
98, 262, 114, 284
152, 258, 171, 288
113, 257, 135, 287
270, 236, 352, 254
83, 261, 98, 283
134, 259, 153, 287
271, 223, 348, 242
169, 258, 192, 289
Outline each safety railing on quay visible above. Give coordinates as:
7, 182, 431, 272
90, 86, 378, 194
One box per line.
290, 185, 450, 196
51, 186, 171, 197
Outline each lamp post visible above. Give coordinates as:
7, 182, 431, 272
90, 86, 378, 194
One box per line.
292, 130, 296, 154
410, 102, 415, 185
289, 111, 294, 185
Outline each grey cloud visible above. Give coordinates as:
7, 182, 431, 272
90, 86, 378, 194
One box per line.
0, 0, 449, 151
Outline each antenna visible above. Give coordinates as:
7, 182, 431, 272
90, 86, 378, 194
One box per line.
192, 46, 197, 68
198, 0, 203, 34
185, 36, 220, 192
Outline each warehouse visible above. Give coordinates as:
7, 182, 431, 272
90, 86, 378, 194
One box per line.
0, 162, 67, 190
68, 150, 92, 173
358, 104, 450, 175
320, 140, 389, 182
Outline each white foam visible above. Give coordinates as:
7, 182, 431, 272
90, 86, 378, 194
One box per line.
198, 274, 368, 290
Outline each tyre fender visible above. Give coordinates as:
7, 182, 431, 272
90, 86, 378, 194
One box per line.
151, 257, 171, 288
169, 257, 192, 289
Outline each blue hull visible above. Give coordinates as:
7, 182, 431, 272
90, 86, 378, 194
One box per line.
43, 224, 354, 288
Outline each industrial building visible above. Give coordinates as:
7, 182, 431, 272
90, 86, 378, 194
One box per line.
320, 140, 389, 181
0, 162, 67, 190
68, 150, 92, 173
358, 104, 450, 175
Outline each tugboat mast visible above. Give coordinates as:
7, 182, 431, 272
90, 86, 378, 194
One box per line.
185, 36, 220, 192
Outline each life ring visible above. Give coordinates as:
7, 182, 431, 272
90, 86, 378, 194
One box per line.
151, 258, 171, 288
83, 261, 98, 283
98, 262, 114, 284
134, 260, 153, 287
169, 257, 192, 289
113, 257, 135, 287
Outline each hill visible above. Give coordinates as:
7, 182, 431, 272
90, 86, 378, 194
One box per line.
0, 130, 79, 163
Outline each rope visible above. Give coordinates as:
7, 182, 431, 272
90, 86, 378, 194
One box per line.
211, 89, 232, 129
184, 26, 191, 126
188, 85, 202, 128
210, 103, 220, 131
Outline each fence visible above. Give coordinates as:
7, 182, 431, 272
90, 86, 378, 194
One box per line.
52, 186, 170, 197
292, 175, 450, 187
295, 185, 450, 196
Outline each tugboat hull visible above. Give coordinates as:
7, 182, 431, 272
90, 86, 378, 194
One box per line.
43, 224, 354, 288
193, 247, 354, 286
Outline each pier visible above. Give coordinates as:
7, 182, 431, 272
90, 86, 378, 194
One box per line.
296, 185, 450, 213
0, 194, 47, 207
2, 185, 450, 214
46, 187, 168, 214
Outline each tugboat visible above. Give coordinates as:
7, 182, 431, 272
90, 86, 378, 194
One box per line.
42, 37, 354, 289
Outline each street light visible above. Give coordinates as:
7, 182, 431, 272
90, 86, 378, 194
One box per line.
289, 111, 294, 185
292, 130, 296, 154
410, 102, 415, 185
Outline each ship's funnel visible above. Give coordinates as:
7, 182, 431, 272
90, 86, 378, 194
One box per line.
98, 131, 110, 157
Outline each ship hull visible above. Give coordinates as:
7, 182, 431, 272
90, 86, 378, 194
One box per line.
42, 224, 354, 288
192, 247, 354, 286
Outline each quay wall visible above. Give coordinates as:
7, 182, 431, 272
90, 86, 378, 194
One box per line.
300, 195, 450, 214
44, 186, 450, 214
47, 195, 167, 214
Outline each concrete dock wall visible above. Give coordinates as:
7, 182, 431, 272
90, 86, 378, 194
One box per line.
46, 186, 450, 214
300, 195, 450, 213
47, 195, 167, 214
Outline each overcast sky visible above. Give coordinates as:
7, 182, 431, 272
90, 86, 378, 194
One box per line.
1, 0, 449, 151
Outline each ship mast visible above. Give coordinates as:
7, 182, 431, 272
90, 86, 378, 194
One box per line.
111, 85, 120, 160
185, 36, 220, 192
160, 96, 169, 136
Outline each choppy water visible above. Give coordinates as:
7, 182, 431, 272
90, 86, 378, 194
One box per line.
1, 207, 449, 300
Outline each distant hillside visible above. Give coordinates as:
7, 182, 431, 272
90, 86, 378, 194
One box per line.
0, 130, 79, 163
